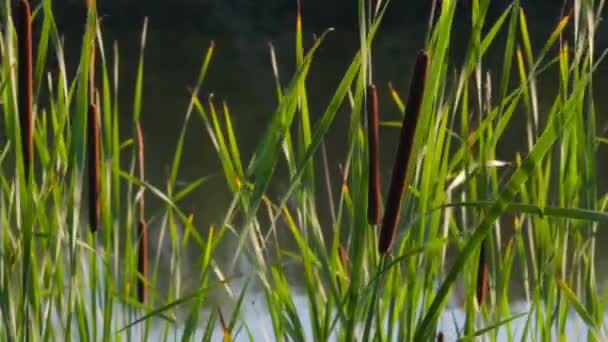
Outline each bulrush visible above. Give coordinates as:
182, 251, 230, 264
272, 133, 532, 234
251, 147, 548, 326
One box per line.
87, 104, 101, 233
476, 241, 489, 306
367, 84, 382, 225
136, 122, 147, 303
16, 0, 33, 178
378, 51, 428, 254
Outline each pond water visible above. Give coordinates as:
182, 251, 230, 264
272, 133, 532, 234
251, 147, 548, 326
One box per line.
67, 264, 605, 341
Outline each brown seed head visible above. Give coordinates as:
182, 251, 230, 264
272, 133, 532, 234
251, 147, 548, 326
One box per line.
378, 51, 428, 254
476, 241, 489, 306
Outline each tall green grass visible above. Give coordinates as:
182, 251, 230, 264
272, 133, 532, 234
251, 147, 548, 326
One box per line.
0, 0, 607, 340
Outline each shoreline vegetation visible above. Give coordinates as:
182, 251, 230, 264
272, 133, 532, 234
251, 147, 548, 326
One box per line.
1, 0, 608, 340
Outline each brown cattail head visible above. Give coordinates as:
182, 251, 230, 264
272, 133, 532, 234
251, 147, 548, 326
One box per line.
15, 0, 33, 178
436, 331, 444, 342
378, 51, 429, 254
137, 219, 148, 303
476, 240, 489, 306
367, 84, 382, 225
87, 104, 101, 233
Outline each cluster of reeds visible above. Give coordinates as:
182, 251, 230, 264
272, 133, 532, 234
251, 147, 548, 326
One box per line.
0, 0, 606, 340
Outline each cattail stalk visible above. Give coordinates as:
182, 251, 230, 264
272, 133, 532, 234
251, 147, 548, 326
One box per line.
367, 84, 382, 225
137, 219, 147, 303
88, 104, 101, 233
378, 51, 429, 254
16, 0, 33, 178
136, 122, 147, 303
89, 39, 96, 103
476, 240, 489, 306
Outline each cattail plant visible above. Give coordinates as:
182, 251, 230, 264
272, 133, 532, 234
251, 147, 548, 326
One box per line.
367, 84, 382, 225
476, 241, 489, 306
137, 219, 147, 303
378, 51, 428, 254
136, 122, 148, 303
87, 104, 101, 233
15, 0, 33, 178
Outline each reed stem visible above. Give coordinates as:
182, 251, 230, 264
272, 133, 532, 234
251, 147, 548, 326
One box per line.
16, 0, 33, 178
136, 122, 147, 303
137, 219, 148, 303
87, 104, 101, 233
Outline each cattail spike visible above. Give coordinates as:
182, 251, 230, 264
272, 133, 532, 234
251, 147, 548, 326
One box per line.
476, 240, 489, 306
378, 51, 428, 254
16, 0, 33, 178
367, 84, 382, 225
88, 104, 101, 233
